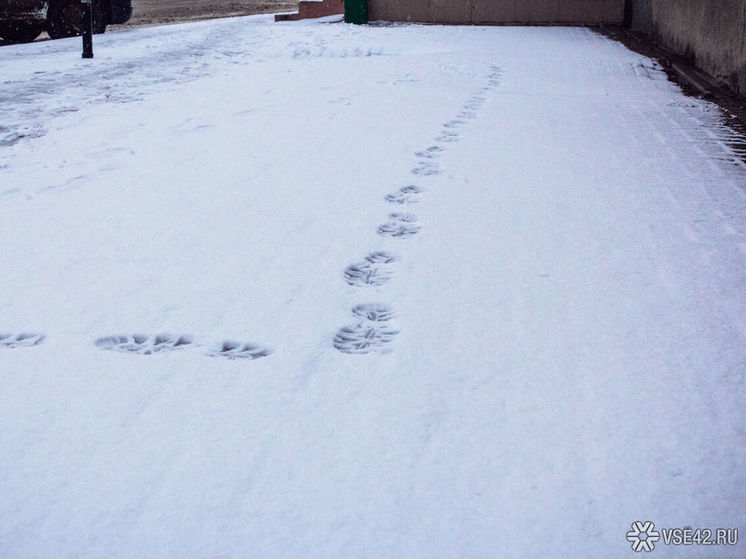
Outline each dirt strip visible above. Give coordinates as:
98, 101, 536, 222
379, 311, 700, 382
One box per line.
112, 0, 298, 29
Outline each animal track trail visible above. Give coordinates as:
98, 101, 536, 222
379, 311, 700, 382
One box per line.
334, 65, 504, 356
344, 251, 397, 287
378, 212, 421, 239
428, 67, 502, 148
95, 334, 196, 355
0, 333, 45, 348
334, 303, 399, 354
206, 341, 272, 360
385, 185, 423, 205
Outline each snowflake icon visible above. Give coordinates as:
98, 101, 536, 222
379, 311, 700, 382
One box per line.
627, 521, 661, 552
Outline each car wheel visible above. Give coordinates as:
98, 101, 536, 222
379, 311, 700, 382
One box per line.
0, 23, 42, 44
94, 2, 108, 34
48, 0, 106, 39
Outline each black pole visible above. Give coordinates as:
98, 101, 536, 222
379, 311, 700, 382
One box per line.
82, 0, 93, 59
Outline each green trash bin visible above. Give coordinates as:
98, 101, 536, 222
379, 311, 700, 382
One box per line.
345, 0, 368, 24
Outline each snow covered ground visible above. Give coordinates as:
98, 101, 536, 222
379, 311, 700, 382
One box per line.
1, 14, 745, 558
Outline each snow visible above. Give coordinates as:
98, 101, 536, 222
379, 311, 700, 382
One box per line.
1, 14, 745, 558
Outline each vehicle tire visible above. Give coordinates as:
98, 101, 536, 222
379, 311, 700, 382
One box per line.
93, 19, 107, 34
94, 2, 109, 34
0, 23, 42, 44
48, 0, 106, 39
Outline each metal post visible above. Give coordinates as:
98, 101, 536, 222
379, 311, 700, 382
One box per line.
344, 0, 368, 24
81, 0, 93, 59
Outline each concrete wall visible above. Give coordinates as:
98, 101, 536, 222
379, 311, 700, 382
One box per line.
627, 0, 746, 95
626, 0, 652, 33
275, 0, 343, 21
367, 0, 625, 25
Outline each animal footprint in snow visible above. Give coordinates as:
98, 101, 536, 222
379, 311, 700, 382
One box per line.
344, 251, 397, 287
411, 160, 441, 176
352, 303, 397, 322
386, 212, 418, 223
364, 251, 397, 264
487, 66, 503, 86
0, 333, 45, 348
378, 213, 421, 239
206, 340, 272, 360
436, 130, 460, 143
333, 323, 399, 354
415, 145, 445, 159
335, 303, 399, 354
443, 120, 465, 129
344, 263, 391, 286
465, 97, 485, 111
95, 333, 196, 355
378, 223, 420, 238
385, 185, 423, 205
